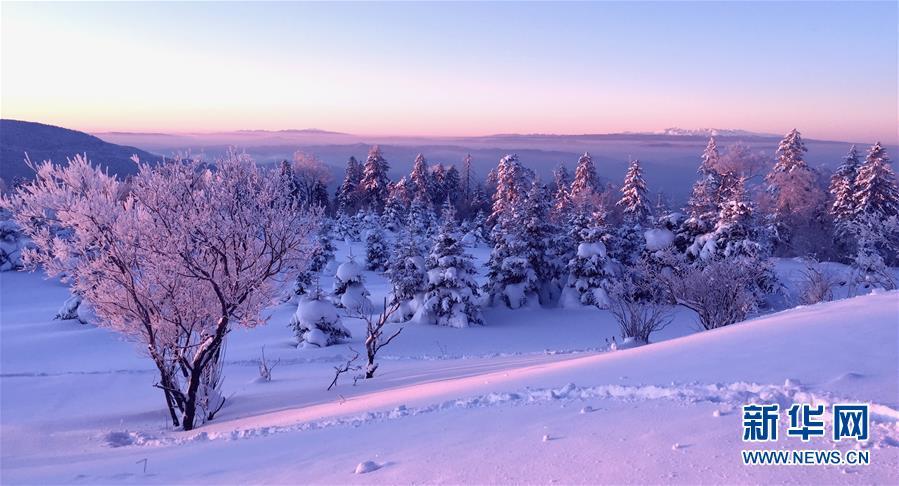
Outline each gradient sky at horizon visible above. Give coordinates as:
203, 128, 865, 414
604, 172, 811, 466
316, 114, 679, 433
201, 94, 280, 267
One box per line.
2, 1, 896, 142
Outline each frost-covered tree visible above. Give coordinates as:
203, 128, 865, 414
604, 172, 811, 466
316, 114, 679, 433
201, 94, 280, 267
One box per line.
570, 152, 599, 203
617, 159, 651, 224
332, 257, 373, 312
4, 153, 320, 431
443, 165, 461, 207
552, 164, 574, 224
421, 206, 483, 327
854, 142, 899, 219
562, 216, 617, 309
289, 286, 351, 348
408, 196, 437, 246
290, 151, 333, 207
521, 180, 562, 304
409, 153, 431, 203
360, 146, 391, 213
365, 225, 390, 271
486, 154, 529, 231
764, 129, 827, 254
686, 137, 722, 224
336, 156, 363, 215
386, 228, 428, 321
430, 163, 448, 207
382, 178, 411, 232
690, 176, 763, 260
829, 145, 861, 224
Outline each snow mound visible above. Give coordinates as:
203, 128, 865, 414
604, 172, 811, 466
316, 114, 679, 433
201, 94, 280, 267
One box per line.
354, 461, 381, 474
644, 228, 674, 251
336, 260, 363, 282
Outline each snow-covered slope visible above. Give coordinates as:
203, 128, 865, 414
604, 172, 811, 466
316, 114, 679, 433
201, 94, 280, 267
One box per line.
2, 257, 896, 484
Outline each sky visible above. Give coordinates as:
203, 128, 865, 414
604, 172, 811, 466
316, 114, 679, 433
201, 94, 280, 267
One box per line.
1, 1, 896, 143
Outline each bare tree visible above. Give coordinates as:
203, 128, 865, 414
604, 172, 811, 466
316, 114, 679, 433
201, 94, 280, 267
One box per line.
258, 346, 280, 382
350, 299, 403, 379
327, 347, 361, 391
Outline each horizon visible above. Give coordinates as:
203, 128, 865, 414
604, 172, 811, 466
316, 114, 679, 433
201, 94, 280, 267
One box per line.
2, 2, 897, 143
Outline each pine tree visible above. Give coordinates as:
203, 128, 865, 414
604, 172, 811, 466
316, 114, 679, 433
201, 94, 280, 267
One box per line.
430, 164, 447, 207
360, 146, 391, 213
710, 176, 763, 259
365, 225, 390, 271
410, 153, 431, 203
617, 159, 651, 224
552, 164, 574, 224
521, 180, 560, 304
562, 217, 616, 309
444, 165, 461, 207
336, 156, 362, 215
764, 129, 827, 254
854, 142, 899, 218
386, 229, 428, 321
289, 286, 351, 347
461, 153, 474, 217
408, 196, 437, 247
487, 154, 529, 230
686, 137, 722, 223
332, 257, 372, 312
422, 205, 483, 327
829, 145, 861, 223
570, 152, 599, 202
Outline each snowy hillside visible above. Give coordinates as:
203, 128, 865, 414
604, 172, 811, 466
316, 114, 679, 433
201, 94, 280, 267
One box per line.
1, 248, 897, 483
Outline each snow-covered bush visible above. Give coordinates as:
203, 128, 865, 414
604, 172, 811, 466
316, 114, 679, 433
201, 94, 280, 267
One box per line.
332, 258, 373, 313
421, 209, 483, 327
797, 258, 837, 305
607, 272, 672, 345
290, 288, 351, 347
365, 225, 389, 271
0, 213, 30, 271
661, 256, 771, 330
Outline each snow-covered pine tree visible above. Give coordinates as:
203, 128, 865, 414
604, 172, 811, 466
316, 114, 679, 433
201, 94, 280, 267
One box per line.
764, 129, 827, 254
707, 176, 763, 259
290, 286, 351, 348
444, 165, 461, 208
382, 177, 411, 232
421, 205, 483, 327
611, 159, 652, 266
460, 153, 474, 218
486, 154, 529, 231
365, 224, 390, 271
562, 214, 617, 309
829, 145, 861, 223
854, 142, 899, 219
686, 137, 722, 225
332, 257, 373, 312
408, 195, 437, 248
521, 180, 561, 304
410, 153, 431, 203
386, 228, 427, 321
310, 219, 336, 273
360, 146, 391, 213
552, 164, 574, 224
336, 156, 362, 215
617, 159, 652, 224
570, 152, 599, 204
430, 164, 447, 208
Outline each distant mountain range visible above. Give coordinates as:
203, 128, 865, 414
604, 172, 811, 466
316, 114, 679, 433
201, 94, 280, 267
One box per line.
0, 120, 162, 183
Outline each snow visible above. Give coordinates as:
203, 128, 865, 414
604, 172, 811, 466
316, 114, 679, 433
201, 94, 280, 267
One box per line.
576, 240, 606, 258
644, 228, 675, 251
1, 245, 898, 483
335, 260, 363, 282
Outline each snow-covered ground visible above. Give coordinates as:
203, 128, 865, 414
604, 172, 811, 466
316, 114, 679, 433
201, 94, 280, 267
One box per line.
1, 243, 897, 484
